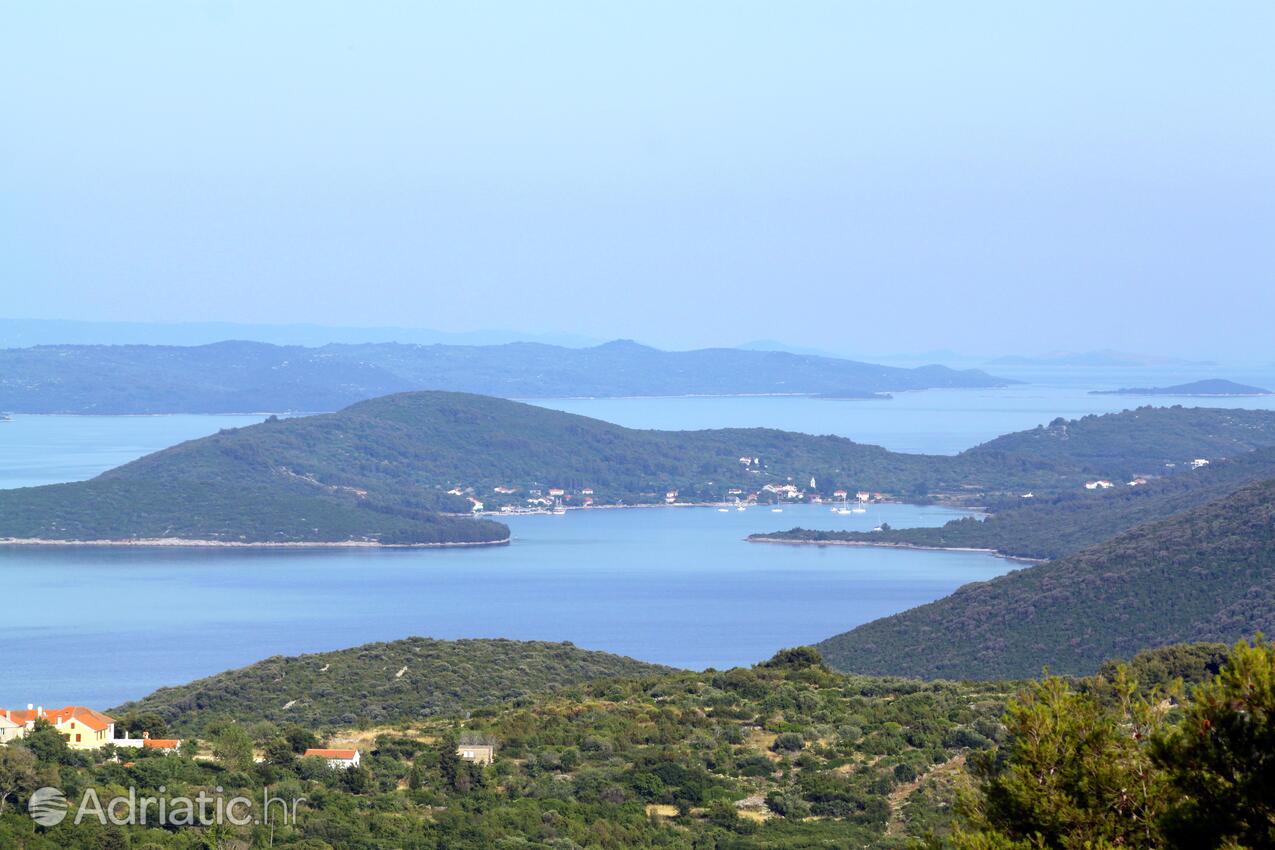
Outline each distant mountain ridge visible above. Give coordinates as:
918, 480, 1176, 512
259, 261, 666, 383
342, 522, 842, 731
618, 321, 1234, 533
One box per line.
816, 476, 1275, 679
0, 339, 1011, 414
1091, 378, 1271, 397
0, 317, 602, 348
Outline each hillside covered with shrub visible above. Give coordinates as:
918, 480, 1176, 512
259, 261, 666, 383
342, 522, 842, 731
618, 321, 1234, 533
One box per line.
5, 640, 1270, 849
817, 477, 1275, 679
112, 637, 673, 735
6, 646, 1017, 849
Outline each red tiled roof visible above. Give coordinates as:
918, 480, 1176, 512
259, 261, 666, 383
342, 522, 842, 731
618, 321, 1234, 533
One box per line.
1, 706, 114, 732
304, 748, 358, 759
143, 738, 181, 749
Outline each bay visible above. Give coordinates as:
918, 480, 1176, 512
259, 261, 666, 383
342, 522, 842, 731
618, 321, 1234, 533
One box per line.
0, 501, 1001, 707
6, 374, 1275, 708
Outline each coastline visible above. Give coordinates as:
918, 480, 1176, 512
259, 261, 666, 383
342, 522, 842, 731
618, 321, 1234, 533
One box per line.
0, 535, 511, 549
746, 535, 1043, 564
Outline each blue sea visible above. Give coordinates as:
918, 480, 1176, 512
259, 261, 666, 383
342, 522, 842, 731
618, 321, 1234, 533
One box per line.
4, 369, 1275, 707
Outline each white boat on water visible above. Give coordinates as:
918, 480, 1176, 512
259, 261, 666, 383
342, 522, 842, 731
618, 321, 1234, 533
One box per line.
771, 507, 783, 513
717, 507, 730, 513
736, 505, 746, 511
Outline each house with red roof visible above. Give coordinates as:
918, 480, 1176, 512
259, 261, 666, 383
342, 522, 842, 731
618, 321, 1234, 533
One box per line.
304, 747, 361, 769
0, 704, 117, 749
113, 730, 183, 752
0, 710, 23, 743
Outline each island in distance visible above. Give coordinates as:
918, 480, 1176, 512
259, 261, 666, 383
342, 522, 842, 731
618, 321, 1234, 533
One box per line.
5, 392, 1275, 547
1091, 378, 1272, 397
0, 338, 1011, 414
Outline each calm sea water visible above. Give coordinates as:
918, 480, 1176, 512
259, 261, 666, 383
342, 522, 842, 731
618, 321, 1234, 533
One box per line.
5, 372, 1275, 707
527, 366, 1275, 455
1, 502, 997, 707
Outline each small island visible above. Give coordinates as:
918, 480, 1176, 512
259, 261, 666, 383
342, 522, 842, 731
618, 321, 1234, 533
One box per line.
1091, 378, 1271, 397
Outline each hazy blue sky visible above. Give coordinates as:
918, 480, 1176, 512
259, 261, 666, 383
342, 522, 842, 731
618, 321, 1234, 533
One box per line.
3, 2, 1272, 358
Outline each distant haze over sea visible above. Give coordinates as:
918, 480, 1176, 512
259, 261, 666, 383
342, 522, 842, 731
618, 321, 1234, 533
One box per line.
0, 318, 1254, 372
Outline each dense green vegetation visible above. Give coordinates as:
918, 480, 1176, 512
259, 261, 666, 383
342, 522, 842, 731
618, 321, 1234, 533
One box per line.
753, 445, 1275, 560
936, 637, 1275, 850
7, 393, 1275, 544
1091, 378, 1272, 396
817, 477, 1275, 679
1, 646, 1016, 849
5, 640, 1270, 849
113, 638, 673, 735
1094, 641, 1230, 691
0, 339, 1009, 413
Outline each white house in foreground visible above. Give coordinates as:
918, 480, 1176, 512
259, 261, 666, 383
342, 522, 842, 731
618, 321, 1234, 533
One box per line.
305, 748, 361, 769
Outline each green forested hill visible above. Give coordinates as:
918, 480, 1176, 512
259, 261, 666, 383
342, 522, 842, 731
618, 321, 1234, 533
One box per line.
100, 643, 1015, 848
0, 479, 508, 545
753, 445, 1275, 560
963, 406, 1275, 476
5, 394, 1275, 544
112, 638, 673, 734
100, 390, 955, 501
0, 338, 1010, 413
816, 477, 1275, 679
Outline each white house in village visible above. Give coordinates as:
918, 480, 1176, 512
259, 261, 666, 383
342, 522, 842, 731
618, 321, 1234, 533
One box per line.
762, 483, 802, 500
305, 748, 362, 769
